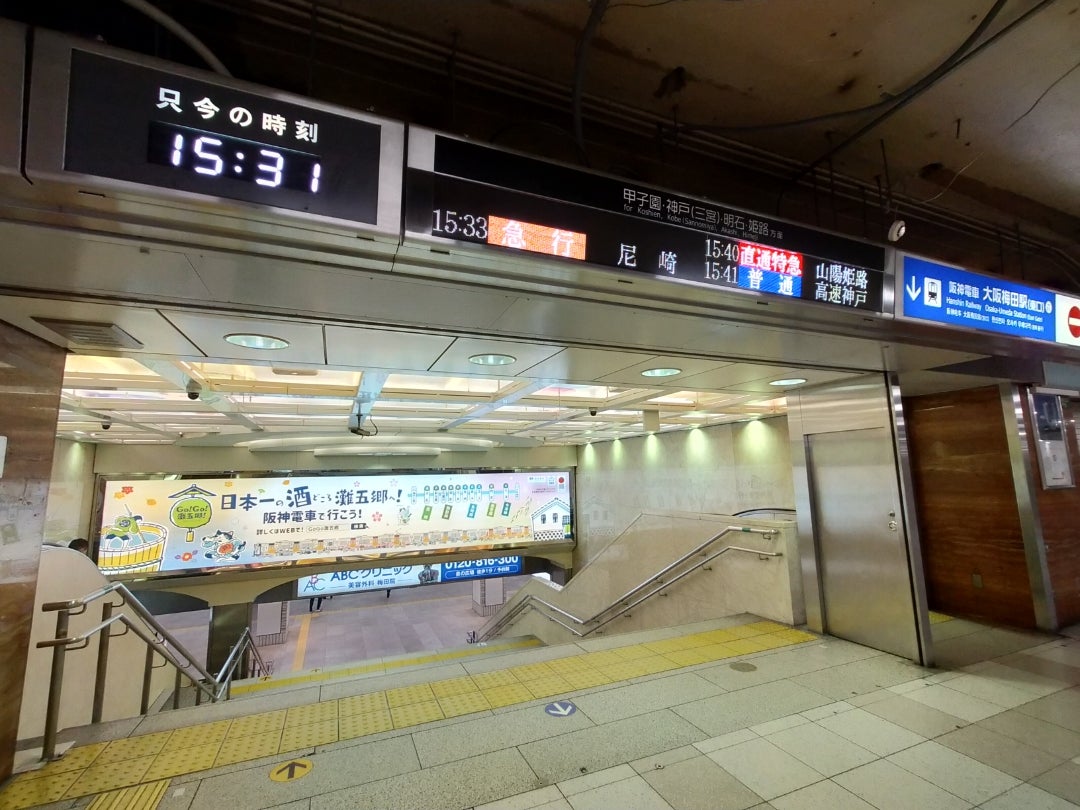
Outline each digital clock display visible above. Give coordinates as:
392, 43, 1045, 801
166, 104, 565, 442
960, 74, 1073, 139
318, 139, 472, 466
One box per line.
33, 43, 402, 228
147, 123, 322, 194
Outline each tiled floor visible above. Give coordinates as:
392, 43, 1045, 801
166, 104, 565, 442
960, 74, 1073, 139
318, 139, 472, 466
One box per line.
5, 615, 1080, 810
157, 576, 535, 676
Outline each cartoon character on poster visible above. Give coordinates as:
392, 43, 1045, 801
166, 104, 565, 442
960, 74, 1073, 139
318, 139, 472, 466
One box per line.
201, 529, 246, 562
168, 484, 214, 543
99, 508, 169, 573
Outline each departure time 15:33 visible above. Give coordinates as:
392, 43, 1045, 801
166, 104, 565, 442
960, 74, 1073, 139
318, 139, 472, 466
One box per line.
432, 209, 488, 240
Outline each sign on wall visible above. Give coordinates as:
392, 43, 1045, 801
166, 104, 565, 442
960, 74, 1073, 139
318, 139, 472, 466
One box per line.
98, 472, 571, 577
27, 32, 403, 231
406, 130, 886, 313
296, 556, 524, 597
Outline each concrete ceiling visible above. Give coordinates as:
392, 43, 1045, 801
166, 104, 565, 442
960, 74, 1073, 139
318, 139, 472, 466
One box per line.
2, 1, 1076, 451
341, 0, 1080, 221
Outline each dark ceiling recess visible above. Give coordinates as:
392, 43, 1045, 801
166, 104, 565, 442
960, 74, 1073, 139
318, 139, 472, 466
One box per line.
4, 0, 1078, 290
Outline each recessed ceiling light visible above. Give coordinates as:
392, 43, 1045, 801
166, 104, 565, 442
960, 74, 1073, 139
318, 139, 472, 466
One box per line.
468, 353, 516, 366
769, 378, 807, 387
641, 367, 682, 378
224, 333, 290, 350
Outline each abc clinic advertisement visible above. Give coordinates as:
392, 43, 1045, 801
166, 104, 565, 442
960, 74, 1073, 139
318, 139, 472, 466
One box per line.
98, 471, 572, 577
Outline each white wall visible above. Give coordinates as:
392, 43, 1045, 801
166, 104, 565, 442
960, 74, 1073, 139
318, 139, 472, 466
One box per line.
43, 439, 97, 545
92, 444, 577, 475
575, 418, 793, 567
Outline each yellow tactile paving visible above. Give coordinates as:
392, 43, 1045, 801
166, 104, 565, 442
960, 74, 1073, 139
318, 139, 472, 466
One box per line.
661, 648, 714, 667
437, 691, 492, 718
231, 637, 543, 696
279, 718, 339, 750
470, 669, 519, 689
561, 669, 614, 689
611, 644, 656, 661
162, 720, 230, 751
643, 638, 694, 654
88, 778, 170, 810
0, 768, 81, 810
214, 732, 282, 767
390, 699, 444, 728
698, 643, 739, 660
339, 708, 394, 739
725, 637, 774, 655
508, 661, 557, 681
385, 683, 436, 708
0, 621, 820, 810
285, 701, 339, 726
724, 623, 770, 639
338, 690, 390, 716
521, 675, 573, 699
143, 742, 221, 781
64, 753, 156, 797
225, 709, 287, 739
579, 650, 626, 666
94, 731, 174, 765
16, 741, 108, 777
929, 611, 954, 624
481, 683, 535, 708
430, 675, 480, 698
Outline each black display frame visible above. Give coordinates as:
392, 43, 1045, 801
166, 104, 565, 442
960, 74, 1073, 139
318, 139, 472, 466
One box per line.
25, 32, 404, 233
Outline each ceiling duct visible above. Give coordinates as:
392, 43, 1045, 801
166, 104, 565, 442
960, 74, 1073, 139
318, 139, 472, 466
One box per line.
31, 318, 144, 349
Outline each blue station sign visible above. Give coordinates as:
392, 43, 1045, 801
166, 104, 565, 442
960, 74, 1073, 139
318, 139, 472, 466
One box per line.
900, 255, 1056, 342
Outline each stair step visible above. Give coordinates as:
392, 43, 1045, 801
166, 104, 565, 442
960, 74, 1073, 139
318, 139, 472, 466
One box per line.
227, 635, 545, 699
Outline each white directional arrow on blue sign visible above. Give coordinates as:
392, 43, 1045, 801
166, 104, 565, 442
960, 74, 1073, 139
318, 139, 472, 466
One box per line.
906, 277, 921, 301
545, 700, 577, 717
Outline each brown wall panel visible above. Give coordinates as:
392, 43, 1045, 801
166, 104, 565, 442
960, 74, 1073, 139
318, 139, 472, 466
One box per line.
0, 323, 65, 782
1028, 397, 1080, 628
904, 386, 1035, 628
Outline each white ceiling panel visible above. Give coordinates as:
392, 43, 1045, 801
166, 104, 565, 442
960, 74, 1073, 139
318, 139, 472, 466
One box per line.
596, 356, 730, 387
324, 326, 456, 371
675, 362, 816, 390
724, 368, 863, 394
159, 311, 326, 364
190, 252, 521, 332
489, 297, 710, 353
0, 296, 204, 355
517, 347, 663, 382
428, 338, 565, 376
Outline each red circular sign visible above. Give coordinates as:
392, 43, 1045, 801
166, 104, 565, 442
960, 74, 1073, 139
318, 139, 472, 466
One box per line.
1070, 306, 1080, 339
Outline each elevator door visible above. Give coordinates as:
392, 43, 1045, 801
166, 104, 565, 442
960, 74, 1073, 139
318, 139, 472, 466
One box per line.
808, 427, 921, 660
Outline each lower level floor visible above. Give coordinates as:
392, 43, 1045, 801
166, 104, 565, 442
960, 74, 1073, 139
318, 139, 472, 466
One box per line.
4, 614, 1080, 810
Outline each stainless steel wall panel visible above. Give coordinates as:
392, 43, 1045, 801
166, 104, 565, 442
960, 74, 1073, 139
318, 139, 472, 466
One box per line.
1001, 384, 1057, 630
789, 374, 924, 662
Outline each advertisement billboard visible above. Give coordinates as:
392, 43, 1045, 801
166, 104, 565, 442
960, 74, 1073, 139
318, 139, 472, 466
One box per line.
98, 471, 572, 577
296, 556, 524, 597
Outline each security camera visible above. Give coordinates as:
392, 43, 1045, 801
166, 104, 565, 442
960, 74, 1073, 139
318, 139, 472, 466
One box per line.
101, 418, 112, 430
347, 413, 373, 437
185, 379, 202, 400
887, 219, 907, 243
589, 407, 598, 417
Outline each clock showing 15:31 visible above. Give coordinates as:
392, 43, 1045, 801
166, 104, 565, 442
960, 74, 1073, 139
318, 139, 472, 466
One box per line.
148, 121, 322, 194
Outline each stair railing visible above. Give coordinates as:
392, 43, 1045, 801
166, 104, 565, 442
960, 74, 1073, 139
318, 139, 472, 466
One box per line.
478, 524, 781, 642
37, 582, 267, 762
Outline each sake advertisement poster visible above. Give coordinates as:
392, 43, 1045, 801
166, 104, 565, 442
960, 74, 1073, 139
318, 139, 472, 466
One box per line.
98, 471, 573, 577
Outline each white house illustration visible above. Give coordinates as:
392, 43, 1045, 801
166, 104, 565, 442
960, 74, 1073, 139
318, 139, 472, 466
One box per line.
531, 498, 571, 541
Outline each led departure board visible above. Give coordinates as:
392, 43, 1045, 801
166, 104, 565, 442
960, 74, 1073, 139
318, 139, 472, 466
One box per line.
26, 34, 403, 230
405, 130, 885, 312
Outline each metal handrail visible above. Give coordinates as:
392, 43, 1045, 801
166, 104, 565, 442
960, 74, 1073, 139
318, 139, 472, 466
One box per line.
36, 581, 266, 761
478, 524, 780, 642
